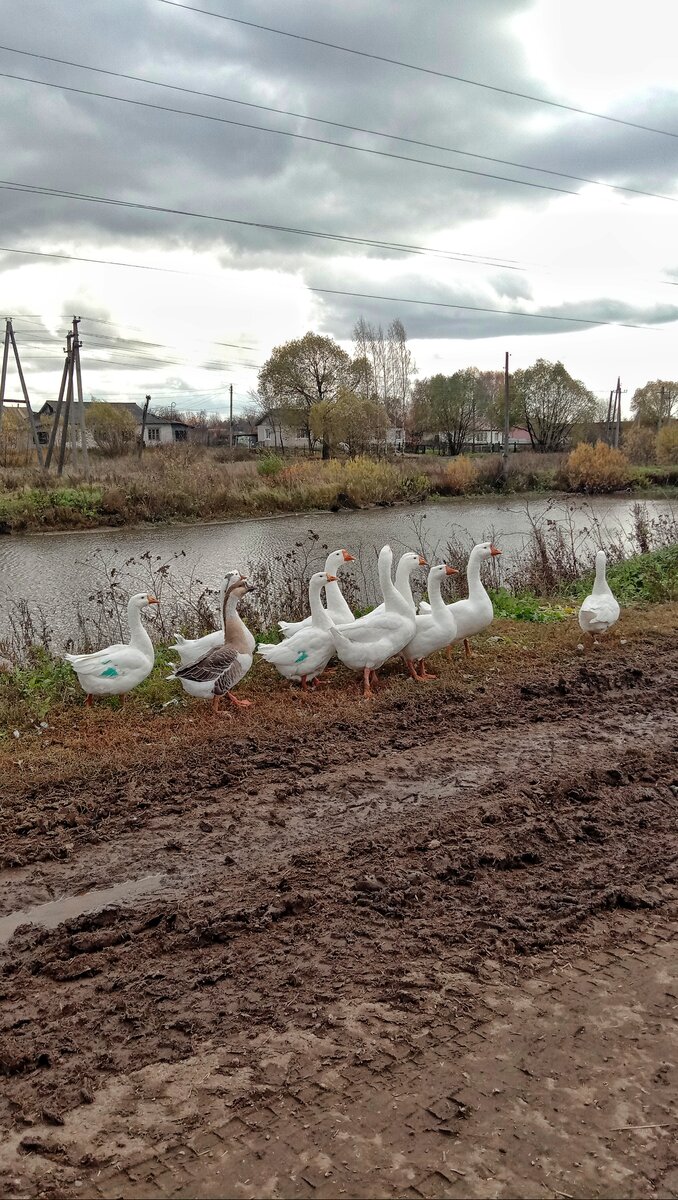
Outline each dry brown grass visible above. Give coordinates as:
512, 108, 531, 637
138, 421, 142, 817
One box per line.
4, 601, 675, 797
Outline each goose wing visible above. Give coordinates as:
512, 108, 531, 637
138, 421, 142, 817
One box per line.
65, 644, 149, 679
175, 645, 243, 693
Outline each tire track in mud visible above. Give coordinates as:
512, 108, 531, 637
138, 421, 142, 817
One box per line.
0, 646, 677, 1134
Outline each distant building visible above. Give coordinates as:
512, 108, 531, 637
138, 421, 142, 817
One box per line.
37, 400, 192, 447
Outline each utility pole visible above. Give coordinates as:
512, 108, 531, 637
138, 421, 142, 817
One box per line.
0, 320, 9, 436
502, 351, 510, 479
0, 319, 45, 466
57, 332, 75, 476
229, 383, 233, 460
138, 393, 151, 459
604, 390, 613, 445
614, 376, 622, 449
45, 340, 71, 470
72, 316, 88, 474
659, 384, 665, 432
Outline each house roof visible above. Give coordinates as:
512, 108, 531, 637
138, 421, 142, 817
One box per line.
38, 400, 147, 423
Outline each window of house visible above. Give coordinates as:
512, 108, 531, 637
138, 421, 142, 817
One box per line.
147, 427, 160, 441
174, 427, 187, 441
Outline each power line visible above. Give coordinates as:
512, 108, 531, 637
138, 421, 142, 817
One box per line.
0, 71, 578, 196
0, 186, 530, 268
0, 238, 523, 277
0, 43, 673, 204
2, 183, 673, 330
157, 0, 678, 140
2, 239, 676, 297
307, 287, 658, 331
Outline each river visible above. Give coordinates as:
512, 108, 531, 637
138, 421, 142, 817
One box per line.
0, 495, 674, 646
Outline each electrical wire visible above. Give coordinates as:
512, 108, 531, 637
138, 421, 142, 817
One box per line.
156, 0, 678, 140
0, 71, 579, 196
0, 43, 673, 204
0, 179, 669, 330
0, 184, 534, 268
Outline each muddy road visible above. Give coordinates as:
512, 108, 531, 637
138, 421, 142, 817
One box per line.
1, 622, 677, 1197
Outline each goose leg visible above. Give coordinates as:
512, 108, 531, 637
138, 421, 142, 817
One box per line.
211, 694, 221, 714
463, 638, 475, 659
405, 658, 423, 682
85, 693, 93, 707
227, 691, 252, 708
362, 667, 374, 698
446, 645, 453, 661
418, 659, 437, 680
370, 670, 380, 687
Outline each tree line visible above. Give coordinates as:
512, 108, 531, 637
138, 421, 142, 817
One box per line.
254, 322, 678, 456
17, 316, 674, 462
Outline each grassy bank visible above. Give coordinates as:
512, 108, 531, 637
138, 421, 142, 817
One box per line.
1, 601, 676, 801
1, 540, 676, 754
2, 447, 677, 533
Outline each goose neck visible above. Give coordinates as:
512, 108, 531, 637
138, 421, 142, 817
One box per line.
466, 548, 487, 600
127, 601, 153, 660
309, 578, 332, 629
428, 572, 447, 617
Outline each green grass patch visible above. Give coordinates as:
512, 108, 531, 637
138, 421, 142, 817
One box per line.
489, 589, 571, 623
565, 545, 678, 606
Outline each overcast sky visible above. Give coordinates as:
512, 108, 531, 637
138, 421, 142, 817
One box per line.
1, 0, 677, 417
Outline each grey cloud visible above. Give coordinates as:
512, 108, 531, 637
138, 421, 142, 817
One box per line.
2, 0, 677, 388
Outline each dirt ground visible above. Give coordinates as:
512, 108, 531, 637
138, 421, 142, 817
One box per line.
1, 610, 677, 1199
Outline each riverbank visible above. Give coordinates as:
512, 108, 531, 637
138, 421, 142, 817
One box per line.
2, 449, 676, 534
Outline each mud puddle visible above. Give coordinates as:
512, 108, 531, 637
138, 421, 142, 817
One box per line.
0, 873, 166, 945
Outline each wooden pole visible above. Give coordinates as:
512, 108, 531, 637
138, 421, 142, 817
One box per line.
614, 376, 622, 448
605, 389, 614, 445
7, 322, 45, 468
229, 382, 233, 460
57, 333, 75, 476
138, 393, 151, 458
502, 351, 510, 478
0, 321, 10, 435
45, 349, 70, 469
72, 316, 89, 474
658, 384, 665, 432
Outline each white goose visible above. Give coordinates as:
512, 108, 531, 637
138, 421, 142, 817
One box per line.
278, 549, 355, 637
403, 563, 459, 681
578, 551, 620, 644
65, 593, 157, 705
419, 541, 501, 657
329, 546, 423, 698
169, 576, 256, 712
357, 547, 423, 626
259, 571, 338, 690
172, 570, 254, 667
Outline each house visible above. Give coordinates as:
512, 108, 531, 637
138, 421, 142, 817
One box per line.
37, 400, 192, 447
257, 414, 309, 452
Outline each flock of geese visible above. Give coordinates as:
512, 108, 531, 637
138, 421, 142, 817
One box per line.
64, 541, 620, 711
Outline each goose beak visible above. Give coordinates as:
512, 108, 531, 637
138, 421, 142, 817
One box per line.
445, 566, 459, 576
490, 545, 502, 557
342, 550, 355, 562
418, 556, 428, 567
326, 574, 338, 583
147, 595, 158, 605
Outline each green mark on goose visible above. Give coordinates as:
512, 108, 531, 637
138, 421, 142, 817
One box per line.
295, 650, 309, 664
101, 666, 119, 678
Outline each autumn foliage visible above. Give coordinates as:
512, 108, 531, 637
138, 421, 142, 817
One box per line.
562, 441, 632, 494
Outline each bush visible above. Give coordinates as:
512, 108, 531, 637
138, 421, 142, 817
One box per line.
656, 424, 678, 466
441, 455, 479, 495
257, 454, 284, 478
562, 441, 632, 493
623, 425, 657, 465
